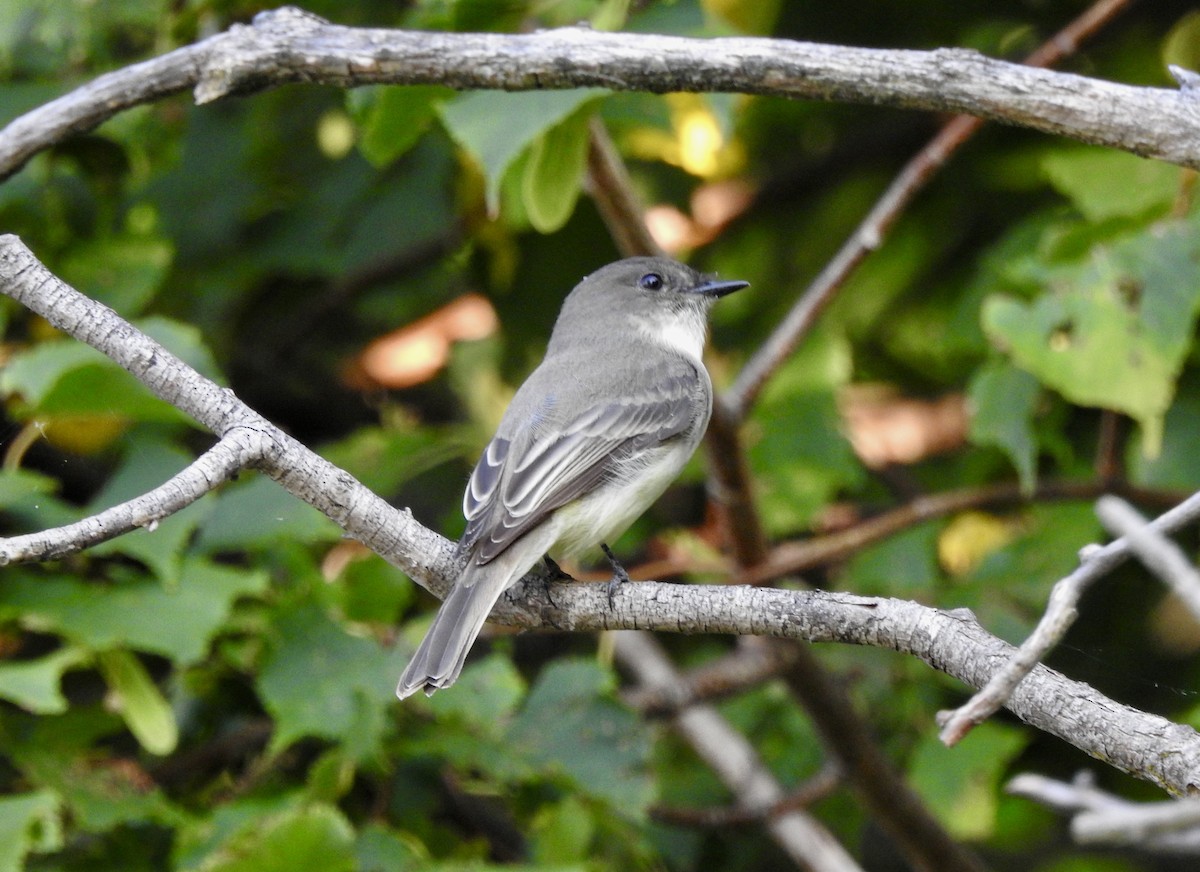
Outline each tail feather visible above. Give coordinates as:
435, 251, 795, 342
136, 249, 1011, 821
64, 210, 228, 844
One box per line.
395, 562, 513, 699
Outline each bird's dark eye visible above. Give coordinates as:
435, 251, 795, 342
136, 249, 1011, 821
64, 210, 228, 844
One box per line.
638, 272, 664, 291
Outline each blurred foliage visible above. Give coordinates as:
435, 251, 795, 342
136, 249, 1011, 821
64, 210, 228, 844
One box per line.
2, 0, 1200, 870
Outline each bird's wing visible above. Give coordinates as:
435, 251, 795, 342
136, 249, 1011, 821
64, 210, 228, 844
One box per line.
460, 369, 701, 564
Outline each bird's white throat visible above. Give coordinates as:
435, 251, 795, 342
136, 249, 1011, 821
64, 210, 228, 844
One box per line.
636, 305, 708, 361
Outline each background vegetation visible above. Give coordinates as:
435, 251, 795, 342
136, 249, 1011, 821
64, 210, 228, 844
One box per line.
3, 0, 1200, 869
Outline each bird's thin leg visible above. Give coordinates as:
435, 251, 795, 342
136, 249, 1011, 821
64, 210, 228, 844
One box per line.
600, 543, 630, 609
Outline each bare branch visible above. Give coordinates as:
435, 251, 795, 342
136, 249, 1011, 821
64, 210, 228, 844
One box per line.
649, 764, 842, 828
938, 489, 1200, 747
0, 233, 457, 595
585, 118, 662, 258
614, 631, 863, 872
0, 435, 250, 564
727, 0, 1135, 416
1009, 772, 1200, 854
1097, 494, 1200, 622
5, 235, 1200, 796
498, 578, 1200, 796
738, 479, 1185, 586
3, 5, 1199, 183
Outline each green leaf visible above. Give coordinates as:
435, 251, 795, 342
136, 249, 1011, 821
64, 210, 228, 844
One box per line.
1, 315, 223, 426
1042, 148, 1180, 222
36, 363, 193, 423
353, 85, 455, 168
2, 707, 183, 833
1164, 10, 1200, 71
521, 108, 591, 233
306, 748, 356, 804
908, 721, 1027, 840
439, 89, 607, 212
355, 823, 425, 872
507, 659, 653, 814
196, 475, 342, 552
0, 647, 88, 714
0, 341, 107, 404
319, 425, 465, 498
590, 0, 630, 30
968, 361, 1041, 492
843, 522, 941, 598
59, 233, 173, 315
173, 797, 294, 872
96, 649, 178, 755
958, 502, 1103, 640
532, 795, 595, 864
0, 790, 62, 872
0, 559, 269, 665
338, 554, 415, 625
982, 218, 1200, 455
200, 804, 356, 872
423, 652, 525, 732
1127, 390, 1200, 490
748, 330, 863, 535
0, 469, 57, 509
258, 602, 403, 754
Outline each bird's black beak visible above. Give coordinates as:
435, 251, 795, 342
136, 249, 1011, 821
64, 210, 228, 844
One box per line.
688, 278, 749, 298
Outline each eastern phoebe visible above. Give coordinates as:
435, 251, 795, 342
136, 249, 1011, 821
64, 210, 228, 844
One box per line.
396, 256, 748, 698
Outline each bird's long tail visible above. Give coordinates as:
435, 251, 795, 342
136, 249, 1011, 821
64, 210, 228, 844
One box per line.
395, 559, 518, 699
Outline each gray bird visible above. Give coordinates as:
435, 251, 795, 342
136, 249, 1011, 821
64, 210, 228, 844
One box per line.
396, 256, 748, 698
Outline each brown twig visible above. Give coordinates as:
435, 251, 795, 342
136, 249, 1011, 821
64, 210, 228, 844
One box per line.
778, 644, 989, 872
725, 0, 1136, 419
585, 117, 662, 258
614, 631, 862, 871
650, 764, 842, 828
1094, 411, 1124, 484
622, 635, 803, 715
150, 718, 274, 789
739, 478, 1187, 587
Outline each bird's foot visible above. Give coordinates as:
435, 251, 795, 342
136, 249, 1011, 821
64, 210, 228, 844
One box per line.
538, 554, 574, 608
542, 554, 574, 582
600, 543, 630, 610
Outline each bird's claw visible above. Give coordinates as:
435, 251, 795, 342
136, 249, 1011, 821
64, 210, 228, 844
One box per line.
600, 543, 630, 610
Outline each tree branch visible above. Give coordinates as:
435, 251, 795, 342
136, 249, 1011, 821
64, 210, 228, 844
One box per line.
3, 5, 1199, 183
1097, 494, 1200, 622
1009, 772, 1200, 853
614, 631, 863, 872
727, 0, 1135, 416
0, 435, 248, 564
5, 233, 1200, 796
738, 478, 1185, 586
938, 489, 1200, 747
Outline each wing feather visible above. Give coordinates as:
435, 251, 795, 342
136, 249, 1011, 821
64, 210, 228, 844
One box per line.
459, 370, 702, 563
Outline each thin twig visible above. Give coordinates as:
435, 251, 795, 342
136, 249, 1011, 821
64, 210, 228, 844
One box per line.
649, 764, 842, 828
1008, 772, 1200, 853
726, 0, 1136, 418
585, 117, 662, 258
738, 478, 1186, 586
0, 436, 251, 564
614, 631, 863, 872
938, 488, 1200, 746
1096, 495, 1200, 623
